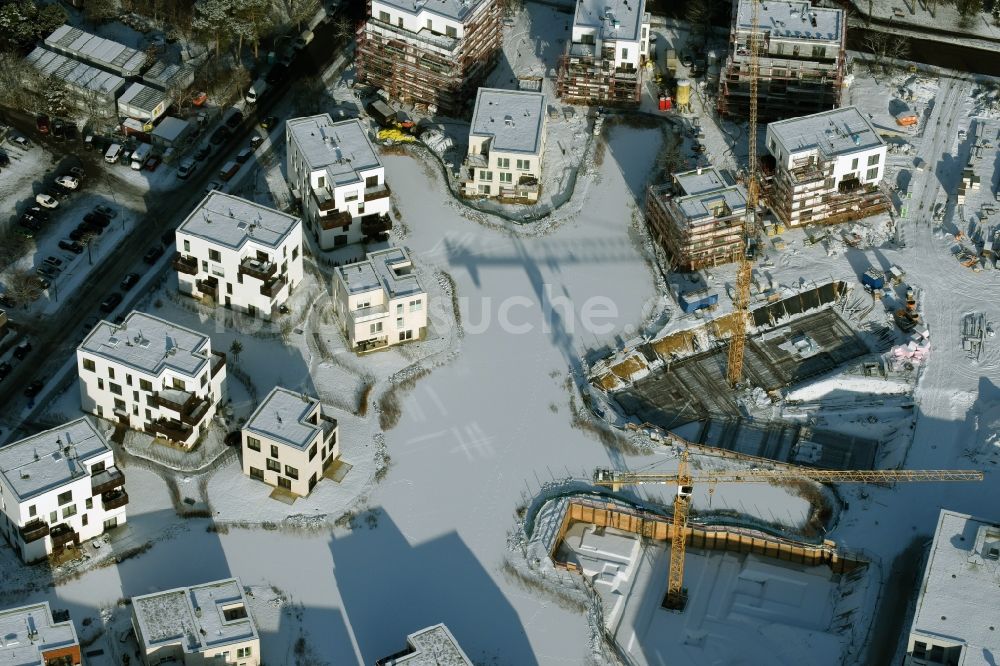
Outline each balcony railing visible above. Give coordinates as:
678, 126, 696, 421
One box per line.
361, 214, 392, 236
91, 467, 126, 496
366, 17, 460, 53
196, 276, 219, 299
364, 182, 391, 201
49, 524, 78, 548
152, 390, 210, 427
101, 489, 129, 511
349, 303, 388, 324
239, 257, 276, 282
313, 188, 341, 212
172, 252, 199, 276
260, 276, 287, 298
320, 413, 338, 442
149, 418, 194, 442
211, 350, 226, 378
19, 520, 49, 544
318, 209, 352, 231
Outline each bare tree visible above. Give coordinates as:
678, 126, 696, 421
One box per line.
861, 31, 910, 73
274, 0, 319, 31
496, 0, 524, 18
4, 271, 42, 308
0, 232, 32, 274
333, 16, 353, 42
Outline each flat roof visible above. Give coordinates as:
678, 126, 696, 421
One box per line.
573, 0, 647, 42
151, 116, 191, 142
0, 602, 79, 666
44, 24, 147, 74
470, 88, 546, 155
142, 61, 192, 90
118, 82, 167, 112
386, 624, 473, 665
374, 0, 489, 22
0, 418, 110, 501
910, 510, 1000, 656
286, 115, 381, 187
244, 387, 332, 451
132, 578, 258, 654
738, 0, 844, 42
78, 310, 212, 379
338, 247, 424, 299
671, 167, 748, 224
769, 106, 885, 159
24, 46, 125, 99
178, 192, 301, 251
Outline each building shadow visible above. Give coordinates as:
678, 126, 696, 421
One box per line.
329, 508, 537, 665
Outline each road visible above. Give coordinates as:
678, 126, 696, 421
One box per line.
0, 11, 346, 438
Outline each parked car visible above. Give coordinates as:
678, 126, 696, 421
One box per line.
14, 341, 32, 359
0, 362, 11, 381
82, 316, 100, 333
35, 193, 58, 209
68, 166, 86, 180
266, 64, 288, 85
259, 115, 279, 130
209, 127, 229, 145
36, 114, 50, 134
10, 135, 31, 150
36, 265, 59, 279
143, 245, 164, 264
84, 212, 110, 228
44, 256, 64, 269
27, 206, 50, 221
219, 161, 240, 181
235, 147, 253, 164
224, 110, 244, 129
176, 158, 197, 179
93, 204, 117, 218
144, 155, 161, 171
120, 272, 140, 291
100, 292, 123, 312
52, 118, 65, 139
293, 30, 314, 50
161, 228, 176, 246
194, 144, 211, 160
204, 180, 222, 195
59, 239, 84, 254
24, 380, 44, 398
250, 135, 264, 150
64, 123, 78, 141
80, 220, 104, 235
19, 217, 41, 233
69, 227, 89, 242
104, 143, 122, 163
55, 175, 79, 190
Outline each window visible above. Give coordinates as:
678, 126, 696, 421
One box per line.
133, 390, 139, 402
114, 398, 126, 412
82, 514, 88, 527
866, 167, 879, 181
396, 303, 403, 316
57, 490, 73, 506
28, 505, 36, 517
345, 191, 358, 202
399, 330, 413, 341
621, 48, 629, 60
851, 157, 859, 170
775, 42, 784, 55
478, 170, 493, 181
379, 10, 389, 22
108, 367, 115, 379
867, 154, 880, 166
477, 184, 491, 195
62, 504, 77, 519
97, 378, 104, 390
266, 459, 281, 472
201, 373, 207, 387
396, 317, 404, 329
811, 46, 826, 58
410, 300, 422, 312
284, 465, 299, 480
292, 246, 299, 260
426, 18, 432, 30
446, 25, 456, 38
140, 379, 153, 392
317, 175, 325, 189
172, 378, 186, 391
246, 436, 261, 452
370, 322, 383, 335
145, 409, 152, 420
358, 203, 365, 215
308, 443, 317, 461
249, 467, 264, 480
183, 240, 190, 252
208, 249, 221, 262
49, 511, 57, 523
499, 172, 512, 184
226, 283, 232, 294
223, 605, 248, 621
911, 642, 927, 658
497, 157, 509, 168
516, 159, 530, 171
109, 382, 122, 396
237, 647, 253, 658
83, 359, 95, 372
126, 374, 132, 386
86, 498, 93, 510
792, 44, 800, 56
92, 461, 105, 474
270, 445, 279, 458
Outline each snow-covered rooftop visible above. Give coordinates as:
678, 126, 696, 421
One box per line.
151, 116, 191, 143
44, 24, 147, 76
244, 387, 333, 451
117, 82, 167, 113
382, 624, 473, 665
909, 510, 1000, 658
768, 106, 885, 160
0, 418, 110, 501
737, 0, 844, 42
672, 167, 748, 224
470, 88, 546, 155
337, 247, 424, 299
0, 602, 79, 665
178, 192, 301, 251
287, 115, 381, 187
78, 310, 213, 379
132, 578, 258, 654
375, 0, 488, 21
573, 0, 647, 42
24, 46, 125, 99
142, 60, 193, 90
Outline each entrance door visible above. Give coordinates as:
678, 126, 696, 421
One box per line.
277, 477, 292, 490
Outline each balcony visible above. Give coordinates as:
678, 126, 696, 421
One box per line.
49, 524, 78, 548
196, 275, 219, 300
211, 350, 226, 378
18, 520, 49, 544
361, 214, 392, 236
349, 303, 388, 324
91, 466, 126, 496
320, 413, 338, 442
364, 182, 391, 201
318, 209, 352, 231
151, 389, 211, 426
313, 187, 340, 212
260, 276, 287, 298
172, 253, 199, 276
149, 418, 194, 442
366, 17, 459, 53
239, 257, 276, 282
101, 489, 129, 511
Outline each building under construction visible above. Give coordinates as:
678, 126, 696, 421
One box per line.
355, 0, 501, 116
556, 0, 651, 107
763, 106, 891, 228
646, 166, 748, 271
718, 0, 846, 120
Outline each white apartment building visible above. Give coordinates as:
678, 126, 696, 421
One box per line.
765, 106, 890, 227
462, 88, 547, 202
557, 0, 651, 106
131, 578, 259, 666
377, 624, 473, 666
286, 115, 392, 250
242, 386, 340, 497
334, 247, 427, 352
174, 192, 303, 319
0, 602, 82, 665
77, 311, 228, 449
0, 418, 127, 564
904, 509, 1000, 666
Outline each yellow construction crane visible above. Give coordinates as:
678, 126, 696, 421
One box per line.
727, 0, 763, 387
593, 451, 983, 610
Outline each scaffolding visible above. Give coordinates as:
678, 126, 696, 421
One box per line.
556, 49, 642, 107
355, 0, 501, 115
646, 182, 745, 271
763, 157, 891, 228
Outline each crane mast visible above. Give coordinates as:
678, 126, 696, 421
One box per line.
727, 0, 762, 387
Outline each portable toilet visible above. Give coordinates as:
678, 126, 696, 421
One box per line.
659, 95, 672, 111
862, 268, 885, 290
676, 80, 691, 108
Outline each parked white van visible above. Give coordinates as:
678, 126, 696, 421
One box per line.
105, 143, 122, 164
